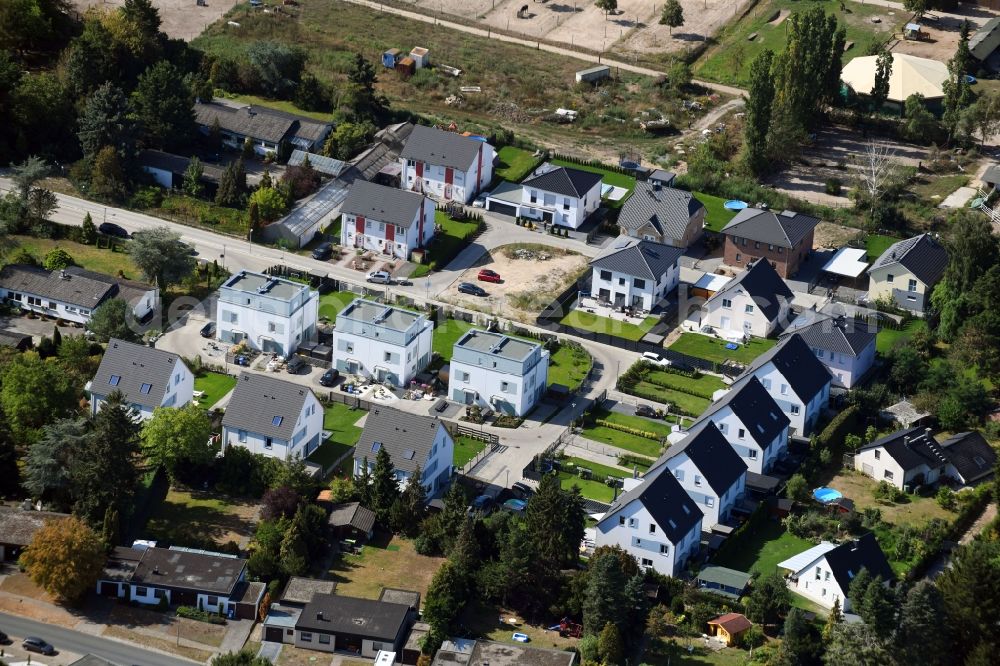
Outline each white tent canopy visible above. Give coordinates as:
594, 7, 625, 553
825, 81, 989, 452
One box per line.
822, 247, 869, 278
841, 53, 948, 103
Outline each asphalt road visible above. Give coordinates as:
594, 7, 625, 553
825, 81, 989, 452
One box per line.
0, 611, 200, 666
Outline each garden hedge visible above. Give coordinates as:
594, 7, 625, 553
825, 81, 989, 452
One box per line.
594, 418, 661, 441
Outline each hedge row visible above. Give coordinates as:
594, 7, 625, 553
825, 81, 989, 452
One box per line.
595, 418, 661, 441
906, 485, 993, 581
616, 385, 695, 417
618, 453, 655, 470
176, 605, 227, 625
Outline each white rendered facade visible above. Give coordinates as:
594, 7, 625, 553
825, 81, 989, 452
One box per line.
332, 299, 433, 388
519, 179, 602, 229
216, 271, 318, 357
595, 498, 702, 577
222, 390, 323, 461
696, 401, 789, 475
662, 454, 746, 527
750, 364, 830, 436
448, 330, 549, 416
591, 263, 680, 312
702, 285, 788, 339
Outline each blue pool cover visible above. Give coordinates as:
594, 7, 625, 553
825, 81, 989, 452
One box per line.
813, 487, 843, 503
724, 200, 749, 210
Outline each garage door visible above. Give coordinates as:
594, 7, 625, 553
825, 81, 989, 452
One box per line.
487, 200, 517, 217
264, 626, 284, 642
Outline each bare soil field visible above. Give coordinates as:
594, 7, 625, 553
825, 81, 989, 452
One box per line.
70, 0, 235, 41
617, 0, 754, 57
892, 9, 996, 62
814, 221, 862, 249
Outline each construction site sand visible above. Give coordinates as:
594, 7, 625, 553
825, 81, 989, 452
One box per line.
615, 0, 754, 56
70, 0, 236, 41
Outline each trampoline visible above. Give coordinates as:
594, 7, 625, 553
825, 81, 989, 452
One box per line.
724, 200, 749, 210
813, 487, 843, 503
965, 75, 978, 84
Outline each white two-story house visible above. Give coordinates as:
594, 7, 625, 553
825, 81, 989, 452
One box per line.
589, 236, 684, 311
781, 312, 877, 389
732, 333, 832, 436
671, 377, 790, 475
448, 329, 549, 417
651, 422, 747, 528
777, 534, 893, 612
854, 428, 997, 491
216, 271, 318, 357
595, 464, 702, 577
221, 372, 323, 460
399, 125, 495, 204
516, 166, 603, 229
340, 180, 435, 261
700, 259, 793, 340
89, 339, 194, 421
353, 407, 454, 497
332, 299, 433, 388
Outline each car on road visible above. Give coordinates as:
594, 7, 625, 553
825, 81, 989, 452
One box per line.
394, 277, 413, 286
635, 404, 659, 419
366, 270, 393, 284
458, 282, 487, 297
98, 222, 129, 239
311, 242, 334, 260
318, 367, 340, 387
641, 351, 670, 367
286, 356, 306, 374
23, 637, 55, 655
472, 193, 487, 208
199, 321, 216, 338
477, 269, 502, 283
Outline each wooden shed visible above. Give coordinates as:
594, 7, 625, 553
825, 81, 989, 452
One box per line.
396, 57, 416, 78
707, 612, 753, 647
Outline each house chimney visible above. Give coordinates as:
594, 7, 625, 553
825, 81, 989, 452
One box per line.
153, 565, 159, 574
317, 611, 324, 621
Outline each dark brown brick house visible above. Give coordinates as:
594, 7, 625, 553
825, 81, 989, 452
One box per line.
721, 208, 819, 279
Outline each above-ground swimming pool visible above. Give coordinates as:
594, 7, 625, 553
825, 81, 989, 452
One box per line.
813, 487, 843, 503
724, 200, 749, 210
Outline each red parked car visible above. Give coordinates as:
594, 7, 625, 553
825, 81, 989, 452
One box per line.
477, 269, 502, 283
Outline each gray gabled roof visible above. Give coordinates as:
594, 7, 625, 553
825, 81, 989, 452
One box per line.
861, 428, 997, 484
971, 17, 1000, 61
685, 377, 789, 451
721, 208, 819, 248
0, 264, 114, 309
704, 259, 793, 321
780, 313, 877, 358
734, 333, 832, 403
194, 100, 331, 146
618, 182, 704, 242
221, 372, 313, 441
328, 502, 377, 534
92, 338, 182, 408
590, 235, 684, 281
354, 407, 448, 473
341, 180, 426, 229
939, 431, 997, 483
600, 464, 701, 544
652, 422, 747, 496
867, 233, 948, 287
522, 166, 602, 199
400, 124, 485, 171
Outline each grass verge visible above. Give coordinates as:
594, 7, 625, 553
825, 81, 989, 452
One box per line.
560, 309, 658, 341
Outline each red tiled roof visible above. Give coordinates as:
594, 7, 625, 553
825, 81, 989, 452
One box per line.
708, 612, 752, 634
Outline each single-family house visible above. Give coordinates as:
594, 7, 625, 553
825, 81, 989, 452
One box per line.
619, 181, 706, 248
216, 270, 318, 357
854, 428, 997, 490
97, 546, 258, 617
221, 372, 324, 460
0, 264, 158, 325
138, 150, 225, 193
866, 233, 948, 315
595, 463, 703, 577
721, 208, 819, 278
432, 637, 577, 666
340, 180, 436, 260
293, 593, 413, 656
327, 502, 377, 542
780, 312, 877, 388
696, 566, 752, 600
353, 407, 454, 497
448, 328, 549, 417
707, 613, 753, 647
650, 422, 747, 527
515, 166, 603, 229
674, 377, 790, 474
194, 99, 333, 156
732, 333, 832, 436
332, 299, 433, 388
589, 235, 684, 311
0, 506, 70, 561
88, 338, 194, 420
400, 125, 495, 203
777, 533, 893, 612
700, 259, 793, 339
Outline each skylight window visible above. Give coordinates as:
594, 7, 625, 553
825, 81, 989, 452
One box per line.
681, 505, 691, 515
109, 375, 121, 386
403, 449, 416, 460
668, 519, 677, 529
140, 383, 152, 394
372, 441, 382, 453
272, 416, 283, 426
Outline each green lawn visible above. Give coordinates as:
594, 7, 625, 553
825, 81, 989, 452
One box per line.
307, 440, 355, 469
454, 435, 489, 468
323, 402, 366, 447
217, 92, 336, 122
876, 319, 927, 354
193, 372, 237, 409
644, 369, 726, 400
495, 146, 542, 183
318, 291, 358, 321
155, 194, 247, 236
581, 409, 671, 457
668, 333, 776, 365
694, 191, 738, 232
695, 0, 892, 86
12, 236, 139, 278
909, 173, 969, 203
562, 456, 629, 480
558, 470, 620, 503
145, 488, 259, 550
712, 518, 813, 576
547, 343, 592, 391
632, 381, 712, 416
433, 318, 476, 362
560, 309, 658, 341
412, 211, 481, 277
865, 234, 901, 261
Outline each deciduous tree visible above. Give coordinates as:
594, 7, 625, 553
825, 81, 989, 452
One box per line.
21, 515, 106, 601
90, 146, 127, 201
183, 156, 204, 198
322, 121, 375, 160
870, 50, 893, 113
0, 352, 77, 443
742, 49, 775, 176
596, 0, 617, 19
248, 186, 287, 222
127, 226, 197, 289
659, 0, 684, 36
943, 21, 974, 140
901, 94, 937, 142
141, 404, 213, 480
260, 485, 302, 521
597, 622, 624, 665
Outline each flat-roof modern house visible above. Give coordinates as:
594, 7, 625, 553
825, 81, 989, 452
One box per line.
221, 372, 323, 461
194, 99, 333, 156
619, 181, 706, 248
291, 594, 413, 657
700, 259, 793, 340
400, 125, 495, 204
867, 233, 948, 315
340, 180, 435, 261
778, 533, 893, 612
0, 264, 158, 326
332, 299, 433, 388
781, 313, 877, 388
721, 208, 819, 278
589, 236, 684, 312
854, 428, 997, 491
88, 338, 194, 420
216, 270, 318, 357
505, 165, 603, 229
354, 407, 454, 497
732, 333, 832, 436
448, 329, 549, 417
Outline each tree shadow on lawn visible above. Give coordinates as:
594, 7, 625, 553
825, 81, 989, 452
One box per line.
145, 493, 257, 550
324, 529, 395, 587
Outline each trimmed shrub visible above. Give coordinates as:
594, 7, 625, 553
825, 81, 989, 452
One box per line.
176, 605, 227, 625
594, 419, 660, 441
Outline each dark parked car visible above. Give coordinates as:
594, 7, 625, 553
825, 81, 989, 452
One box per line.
319, 367, 340, 387
458, 282, 487, 297
468, 495, 495, 515
312, 242, 334, 260
477, 269, 502, 283
635, 404, 659, 419
286, 356, 306, 374
200, 321, 216, 338
511, 482, 534, 499
98, 222, 129, 239
23, 637, 55, 655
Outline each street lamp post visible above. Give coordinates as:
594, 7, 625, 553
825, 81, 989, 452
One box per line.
248, 228, 253, 254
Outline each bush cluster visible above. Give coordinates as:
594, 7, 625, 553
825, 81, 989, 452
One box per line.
176, 605, 227, 625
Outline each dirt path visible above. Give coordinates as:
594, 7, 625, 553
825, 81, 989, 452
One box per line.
959, 502, 997, 545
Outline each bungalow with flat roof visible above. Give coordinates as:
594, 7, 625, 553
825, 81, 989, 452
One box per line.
88, 338, 194, 420
353, 407, 454, 497
432, 637, 577, 665
221, 372, 323, 461
293, 593, 413, 657
280, 577, 337, 606
448, 328, 549, 417
332, 298, 433, 388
